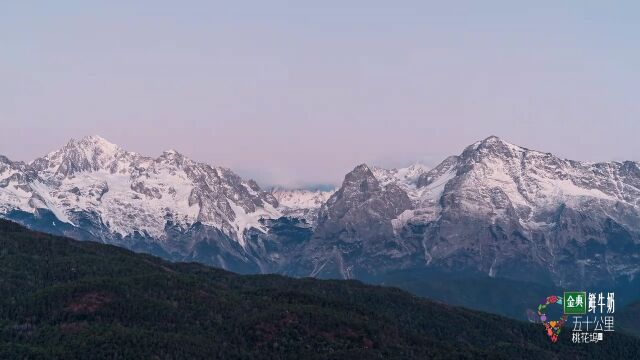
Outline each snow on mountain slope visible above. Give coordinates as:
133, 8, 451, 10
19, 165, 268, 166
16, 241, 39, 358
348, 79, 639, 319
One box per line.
431, 136, 640, 222
371, 163, 430, 190
370, 163, 432, 219
0, 136, 280, 247
380, 136, 640, 230
271, 188, 335, 221
0, 156, 34, 214
271, 188, 334, 210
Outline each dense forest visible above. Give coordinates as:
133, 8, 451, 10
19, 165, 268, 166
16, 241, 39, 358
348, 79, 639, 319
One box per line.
620, 300, 640, 337
0, 219, 638, 359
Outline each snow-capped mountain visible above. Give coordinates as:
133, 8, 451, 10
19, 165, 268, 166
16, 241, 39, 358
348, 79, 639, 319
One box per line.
268, 163, 428, 224
0, 136, 283, 272
371, 163, 430, 189
270, 188, 335, 221
2, 135, 639, 288
271, 188, 335, 210
292, 136, 640, 288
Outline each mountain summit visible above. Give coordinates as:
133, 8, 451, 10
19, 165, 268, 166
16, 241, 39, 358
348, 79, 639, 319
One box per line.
31, 135, 130, 177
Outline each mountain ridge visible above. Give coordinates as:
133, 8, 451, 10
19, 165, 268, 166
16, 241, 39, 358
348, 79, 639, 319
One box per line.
1, 135, 639, 290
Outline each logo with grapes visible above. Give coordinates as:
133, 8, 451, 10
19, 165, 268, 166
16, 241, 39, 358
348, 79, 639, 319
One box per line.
537, 291, 615, 343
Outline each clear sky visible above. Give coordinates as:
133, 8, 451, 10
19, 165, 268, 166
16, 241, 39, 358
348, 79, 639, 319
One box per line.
1, 1, 639, 188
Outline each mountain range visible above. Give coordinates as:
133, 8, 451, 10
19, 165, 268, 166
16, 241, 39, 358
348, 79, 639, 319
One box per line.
1, 135, 639, 302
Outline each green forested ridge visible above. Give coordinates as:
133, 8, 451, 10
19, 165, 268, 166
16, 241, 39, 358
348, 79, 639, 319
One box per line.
0, 219, 638, 359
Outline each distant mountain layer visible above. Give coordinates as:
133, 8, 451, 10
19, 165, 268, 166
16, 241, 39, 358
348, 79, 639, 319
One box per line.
1, 219, 638, 359
270, 188, 334, 222
1, 135, 639, 292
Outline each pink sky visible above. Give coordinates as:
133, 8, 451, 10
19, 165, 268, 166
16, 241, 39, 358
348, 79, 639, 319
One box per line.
1, 2, 639, 187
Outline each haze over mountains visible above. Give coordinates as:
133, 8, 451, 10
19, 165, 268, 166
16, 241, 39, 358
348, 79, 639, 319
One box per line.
1, 135, 639, 294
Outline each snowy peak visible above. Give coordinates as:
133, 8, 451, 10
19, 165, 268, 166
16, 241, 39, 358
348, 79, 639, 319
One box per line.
350, 163, 375, 177
31, 135, 135, 177
405, 136, 640, 232
157, 149, 193, 169
271, 187, 335, 222
372, 163, 429, 188
342, 164, 382, 195
78, 135, 119, 150
318, 163, 412, 224
54, 135, 123, 164
1, 135, 282, 248
396, 163, 430, 183
272, 188, 334, 210
461, 135, 530, 163
470, 135, 518, 150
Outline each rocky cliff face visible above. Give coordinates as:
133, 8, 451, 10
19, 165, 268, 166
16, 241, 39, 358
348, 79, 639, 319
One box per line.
288, 164, 415, 278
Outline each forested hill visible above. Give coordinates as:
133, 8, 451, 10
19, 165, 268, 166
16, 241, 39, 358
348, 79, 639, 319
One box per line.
0, 219, 638, 359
